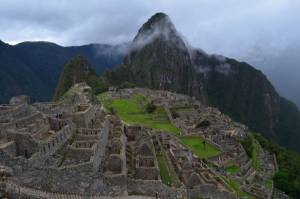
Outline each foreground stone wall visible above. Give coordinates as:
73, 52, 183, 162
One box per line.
16, 163, 109, 195
34, 124, 74, 162
128, 179, 186, 199
93, 117, 110, 172
127, 179, 237, 199
187, 186, 236, 199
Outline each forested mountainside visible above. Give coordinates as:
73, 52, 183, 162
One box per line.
245, 44, 300, 108
0, 40, 124, 103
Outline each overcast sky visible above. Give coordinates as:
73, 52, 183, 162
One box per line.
1, 0, 300, 58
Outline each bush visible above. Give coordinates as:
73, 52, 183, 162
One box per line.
119, 81, 135, 89
240, 135, 254, 158
145, 102, 156, 113
195, 120, 211, 128
171, 109, 179, 119
254, 133, 300, 198
109, 107, 116, 114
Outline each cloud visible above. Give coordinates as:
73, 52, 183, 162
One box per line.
0, 0, 300, 60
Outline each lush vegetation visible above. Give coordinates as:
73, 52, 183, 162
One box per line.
221, 177, 255, 199
145, 102, 157, 113
225, 165, 240, 174
195, 120, 211, 129
240, 134, 262, 171
98, 93, 181, 135
53, 56, 111, 100
179, 136, 220, 158
157, 154, 181, 187
254, 133, 300, 198
240, 134, 254, 157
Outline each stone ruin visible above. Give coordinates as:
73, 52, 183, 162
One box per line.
105, 88, 276, 199
0, 86, 276, 199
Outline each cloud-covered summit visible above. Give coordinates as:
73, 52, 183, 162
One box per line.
129, 12, 187, 52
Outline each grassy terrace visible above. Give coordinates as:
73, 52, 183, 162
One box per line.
171, 106, 195, 112
225, 165, 240, 174
157, 153, 181, 187
98, 92, 221, 159
252, 139, 262, 171
179, 136, 221, 158
98, 93, 181, 135
223, 178, 255, 199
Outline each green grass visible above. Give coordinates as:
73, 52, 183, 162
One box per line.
221, 176, 255, 199
98, 93, 181, 135
157, 154, 181, 187
171, 106, 195, 112
265, 179, 273, 189
179, 136, 221, 158
227, 179, 255, 199
252, 140, 262, 171
240, 133, 262, 171
225, 165, 241, 174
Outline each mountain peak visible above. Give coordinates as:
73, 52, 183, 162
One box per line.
129, 13, 181, 52
142, 12, 170, 28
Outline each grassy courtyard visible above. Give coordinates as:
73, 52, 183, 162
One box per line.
179, 136, 221, 158
98, 93, 181, 135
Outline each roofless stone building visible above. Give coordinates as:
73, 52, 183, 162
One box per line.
0, 84, 275, 199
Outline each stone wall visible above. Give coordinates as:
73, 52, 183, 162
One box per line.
128, 179, 186, 199
6, 132, 39, 158
39, 124, 73, 156
0, 104, 28, 122
127, 179, 237, 199
0, 151, 29, 176
72, 105, 96, 128
187, 185, 236, 199
0, 141, 16, 157
15, 163, 108, 195
93, 117, 110, 172
29, 124, 74, 166
105, 174, 127, 186
135, 167, 159, 180
14, 112, 43, 128
65, 147, 93, 161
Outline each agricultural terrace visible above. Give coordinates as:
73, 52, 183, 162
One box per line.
98, 92, 221, 159
98, 93, 180, 135
180, 136, 221, 158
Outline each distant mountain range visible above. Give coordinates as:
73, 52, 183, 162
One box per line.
0, 40, 125, 103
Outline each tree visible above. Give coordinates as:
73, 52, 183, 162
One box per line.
145, 102, 156, 113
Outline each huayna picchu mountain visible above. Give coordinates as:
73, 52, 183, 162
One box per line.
106, 12, 300, 152
53, 56, 99, 101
